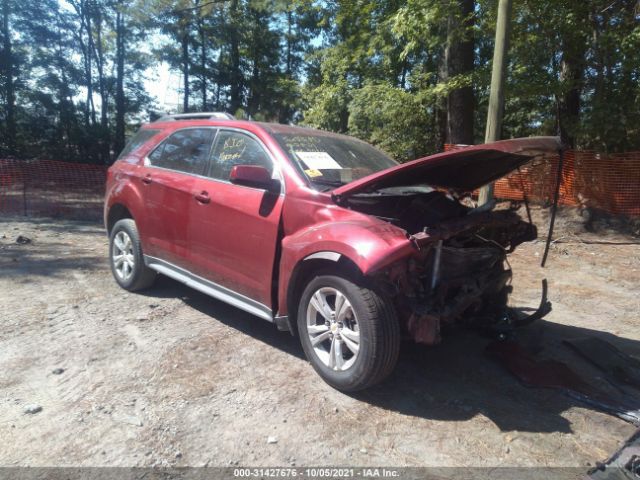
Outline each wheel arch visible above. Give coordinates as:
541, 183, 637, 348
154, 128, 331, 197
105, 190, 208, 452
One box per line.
106, 203, 134, 234
285, 252, 363, 336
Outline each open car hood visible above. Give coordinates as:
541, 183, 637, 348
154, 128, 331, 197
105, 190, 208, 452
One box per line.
332, 136, 563, 201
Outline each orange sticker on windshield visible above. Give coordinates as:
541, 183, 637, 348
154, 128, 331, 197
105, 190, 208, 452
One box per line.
305, 169, 323, 178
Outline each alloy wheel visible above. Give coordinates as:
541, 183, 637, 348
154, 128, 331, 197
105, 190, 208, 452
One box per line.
112, 230, 135, 281
306, 287, 360, 371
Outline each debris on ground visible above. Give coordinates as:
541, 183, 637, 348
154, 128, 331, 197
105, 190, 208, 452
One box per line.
487, 341, 640, 425
589, 428, 640, 480
564, 337, 640, 389
114, 414, 143, 427
15, 235, 31, 245
24, 405, 42, 415
267, 436, 278, 444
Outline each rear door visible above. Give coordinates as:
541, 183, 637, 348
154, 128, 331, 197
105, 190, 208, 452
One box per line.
187, 129, 284, 309
140, 127, 216, 267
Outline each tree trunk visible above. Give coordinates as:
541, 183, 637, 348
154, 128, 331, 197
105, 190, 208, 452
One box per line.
55, 9, 75, 159
2, 0, 16, 156
555, 4, 588, 149
94, 6, 109, 163
228, 0, 242, 114
85, 4, 96, 125
247, 8, 261, 117
114, 2, 125, 158
478, 0, 512, 205
182, 31, 189, 113
286, 9, 292, 75
198, 14, 206, 110
446, 0, 474, 145
556, 40, 585, 149
72, 0, 95, 128
434, 49, 448, 152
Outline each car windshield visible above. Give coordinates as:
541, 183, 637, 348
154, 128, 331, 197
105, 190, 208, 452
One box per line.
273, 132, 398, 190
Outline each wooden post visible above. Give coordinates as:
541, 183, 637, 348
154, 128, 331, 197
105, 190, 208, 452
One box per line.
478, 0, 512, 206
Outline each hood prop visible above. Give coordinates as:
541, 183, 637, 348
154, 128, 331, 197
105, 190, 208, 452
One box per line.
541, 149, 564, 267
517, 166, 533, 225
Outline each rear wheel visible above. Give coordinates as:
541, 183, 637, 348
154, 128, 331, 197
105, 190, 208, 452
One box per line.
297, 274, 400, 392
109, 218, 156, 291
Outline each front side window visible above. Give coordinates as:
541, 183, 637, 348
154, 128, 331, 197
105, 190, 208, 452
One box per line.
148, 128, 216, 176
209, 130, 273, 181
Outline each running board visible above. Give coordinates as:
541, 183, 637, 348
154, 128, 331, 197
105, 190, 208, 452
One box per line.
144, 255, 274, 322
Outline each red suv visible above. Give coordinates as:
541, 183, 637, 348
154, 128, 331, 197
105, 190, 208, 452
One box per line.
105, 112, 559, 391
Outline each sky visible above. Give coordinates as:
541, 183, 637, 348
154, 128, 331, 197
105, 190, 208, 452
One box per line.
143, 61, 182, 113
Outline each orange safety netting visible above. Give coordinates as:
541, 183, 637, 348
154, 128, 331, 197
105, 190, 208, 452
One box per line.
444, 147, 640, 217
1, 151, 639, 219
0, 159, 106, 220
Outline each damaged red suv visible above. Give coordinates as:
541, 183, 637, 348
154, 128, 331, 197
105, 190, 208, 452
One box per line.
105, 112, 560, 391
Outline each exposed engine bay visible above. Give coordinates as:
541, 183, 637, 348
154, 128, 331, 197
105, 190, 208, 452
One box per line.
344, 186, 549, 345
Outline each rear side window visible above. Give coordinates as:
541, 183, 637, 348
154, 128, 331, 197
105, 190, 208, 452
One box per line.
117, 129, 160, 160
209, 130, 272, 181
148, 128, 216, 176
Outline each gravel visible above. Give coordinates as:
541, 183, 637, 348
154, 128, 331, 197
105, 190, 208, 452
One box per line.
1, 214, 638, 467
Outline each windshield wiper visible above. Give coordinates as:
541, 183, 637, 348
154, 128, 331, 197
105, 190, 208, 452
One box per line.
309, 178, 345, 191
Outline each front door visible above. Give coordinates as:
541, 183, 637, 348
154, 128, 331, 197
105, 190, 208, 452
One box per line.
188, 129, 284, 310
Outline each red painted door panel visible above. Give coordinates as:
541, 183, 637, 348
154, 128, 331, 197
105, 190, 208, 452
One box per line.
188, 180, 284, 309
139, 128, 216, 267
139, 166, 197, 268
187, 129, 284, 309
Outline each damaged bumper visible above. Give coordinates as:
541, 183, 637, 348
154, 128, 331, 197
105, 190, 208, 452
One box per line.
373, 210, 550, 345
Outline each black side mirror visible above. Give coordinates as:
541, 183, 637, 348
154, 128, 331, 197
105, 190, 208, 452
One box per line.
229, 165, 280, 192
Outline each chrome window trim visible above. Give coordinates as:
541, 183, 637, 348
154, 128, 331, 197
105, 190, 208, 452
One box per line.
144, 255, 274, 322
143, 126, 286, 195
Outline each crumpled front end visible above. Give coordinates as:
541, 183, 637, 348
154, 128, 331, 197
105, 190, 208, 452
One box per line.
367, 207, 541, 345
326, 137, 563, 344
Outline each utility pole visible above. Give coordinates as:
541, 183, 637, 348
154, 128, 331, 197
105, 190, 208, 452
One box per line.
478, 0, 512, 206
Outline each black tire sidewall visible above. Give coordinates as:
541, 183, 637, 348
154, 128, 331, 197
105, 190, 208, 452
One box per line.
297, 274, 380, 391
109, 219, 147, 291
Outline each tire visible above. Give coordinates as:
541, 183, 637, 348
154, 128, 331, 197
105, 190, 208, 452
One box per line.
109, 218, 157, 291
297, 274, 400, 392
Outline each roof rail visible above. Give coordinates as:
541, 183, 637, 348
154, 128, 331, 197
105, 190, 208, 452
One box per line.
155, 112, 236, 122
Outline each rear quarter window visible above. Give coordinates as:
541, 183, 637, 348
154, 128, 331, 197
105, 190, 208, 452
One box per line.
117, 129, 161, 160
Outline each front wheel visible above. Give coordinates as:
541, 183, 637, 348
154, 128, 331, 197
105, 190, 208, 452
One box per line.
297, 274, 400, 392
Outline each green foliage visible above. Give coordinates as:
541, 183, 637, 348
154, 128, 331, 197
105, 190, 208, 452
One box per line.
0, 0, 152, 162
1, 0, 639, 162
348, 83, 435, 160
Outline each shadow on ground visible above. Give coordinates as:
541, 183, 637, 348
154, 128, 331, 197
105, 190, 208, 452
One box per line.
143, 275, 640, 436
0, 243, 105, 279
0, 217, 106, 279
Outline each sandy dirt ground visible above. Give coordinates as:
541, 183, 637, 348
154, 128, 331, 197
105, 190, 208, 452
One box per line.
1, 209, 639, 470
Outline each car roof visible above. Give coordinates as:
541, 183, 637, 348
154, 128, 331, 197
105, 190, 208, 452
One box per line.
142, 118, 357, 141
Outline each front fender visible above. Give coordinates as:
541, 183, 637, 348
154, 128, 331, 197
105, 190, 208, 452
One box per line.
277, 220, 417, 316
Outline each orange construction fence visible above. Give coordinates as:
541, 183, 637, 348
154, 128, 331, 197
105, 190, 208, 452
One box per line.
446, 147, 640, 217
0, 150, 639, 220
0, 159, 106, 220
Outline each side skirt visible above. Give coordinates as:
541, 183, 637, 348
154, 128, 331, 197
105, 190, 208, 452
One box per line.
144, 255, 274, 322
